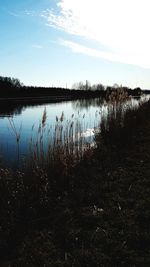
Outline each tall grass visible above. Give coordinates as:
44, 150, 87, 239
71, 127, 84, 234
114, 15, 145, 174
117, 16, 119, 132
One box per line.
0, 110, 100, 256
0, 93, 150, 264
8, 118, 22, 163
26, 109, 99, 173
98, 88, 150, 148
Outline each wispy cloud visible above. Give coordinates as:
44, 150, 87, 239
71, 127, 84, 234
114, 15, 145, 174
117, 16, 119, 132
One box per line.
60, 39, 150, 69
24, 10, 40, 17
32, 44, 43, 49
42, 0, 150, 69
7, 11, 22, 17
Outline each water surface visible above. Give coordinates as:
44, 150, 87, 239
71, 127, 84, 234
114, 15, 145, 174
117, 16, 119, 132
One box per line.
0, 96, 147, 167
0, 98, 105, 167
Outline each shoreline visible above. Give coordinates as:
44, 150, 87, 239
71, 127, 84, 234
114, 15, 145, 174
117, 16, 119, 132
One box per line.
1, 98, 150, 266
0, 94, 104, 104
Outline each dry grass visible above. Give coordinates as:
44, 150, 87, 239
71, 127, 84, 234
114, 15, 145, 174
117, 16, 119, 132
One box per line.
1, 93, 150, 266
98, 89, 149, 148
26, 110, 99, 173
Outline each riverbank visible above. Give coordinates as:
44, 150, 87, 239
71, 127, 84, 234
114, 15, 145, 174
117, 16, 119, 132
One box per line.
0, 94, 105, 105
0, 75, 145, 104
1, 99, 150, 266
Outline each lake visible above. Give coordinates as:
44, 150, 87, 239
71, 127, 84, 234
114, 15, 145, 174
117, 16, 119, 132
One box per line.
0, 96, 147, 167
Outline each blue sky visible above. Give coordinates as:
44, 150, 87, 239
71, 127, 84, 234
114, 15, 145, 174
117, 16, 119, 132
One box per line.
0, 0, 150, 89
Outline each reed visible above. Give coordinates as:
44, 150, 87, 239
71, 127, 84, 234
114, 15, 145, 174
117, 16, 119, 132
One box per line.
1, 96, 150, 266
97, 89, 149, 148
27, 110, 99, 174
8, 118, 22, 164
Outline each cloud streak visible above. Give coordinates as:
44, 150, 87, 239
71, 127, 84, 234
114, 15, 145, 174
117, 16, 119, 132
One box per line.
7, 11, 22, 17
42, 0, 150, 68
60, 39, 150, 69
32, 44, 43, 49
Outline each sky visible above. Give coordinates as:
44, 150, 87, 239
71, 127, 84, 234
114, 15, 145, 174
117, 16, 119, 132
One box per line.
0, 0, 150, 89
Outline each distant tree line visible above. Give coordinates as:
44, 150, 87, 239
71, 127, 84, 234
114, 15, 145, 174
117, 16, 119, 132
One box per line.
72, 80, 144, 97
0, 76, 23, 96
0, 76, 146, 100
72, 80, 105, 92
0, 76, 104, 98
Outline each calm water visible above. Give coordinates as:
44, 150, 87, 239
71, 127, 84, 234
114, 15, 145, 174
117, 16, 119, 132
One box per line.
0, 96, 147, 167
0, 98, 105, 167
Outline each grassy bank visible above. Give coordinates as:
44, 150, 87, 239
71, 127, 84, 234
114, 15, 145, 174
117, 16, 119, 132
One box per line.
1, 97, 150, 266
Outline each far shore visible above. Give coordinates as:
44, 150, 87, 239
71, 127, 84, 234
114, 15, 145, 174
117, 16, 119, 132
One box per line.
0, 95, 87, 103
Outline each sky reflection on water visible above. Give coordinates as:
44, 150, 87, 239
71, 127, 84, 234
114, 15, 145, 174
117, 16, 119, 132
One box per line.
0, 96, 147, 167
0, 98, 104, 167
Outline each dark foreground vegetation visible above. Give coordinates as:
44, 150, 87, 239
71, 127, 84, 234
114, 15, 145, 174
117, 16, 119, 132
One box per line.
0, 76, 146, 103
0, 90, 150, 266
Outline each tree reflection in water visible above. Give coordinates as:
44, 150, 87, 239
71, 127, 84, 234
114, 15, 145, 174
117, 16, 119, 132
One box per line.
72, 97, 104, 111
0, 103, 23, 117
